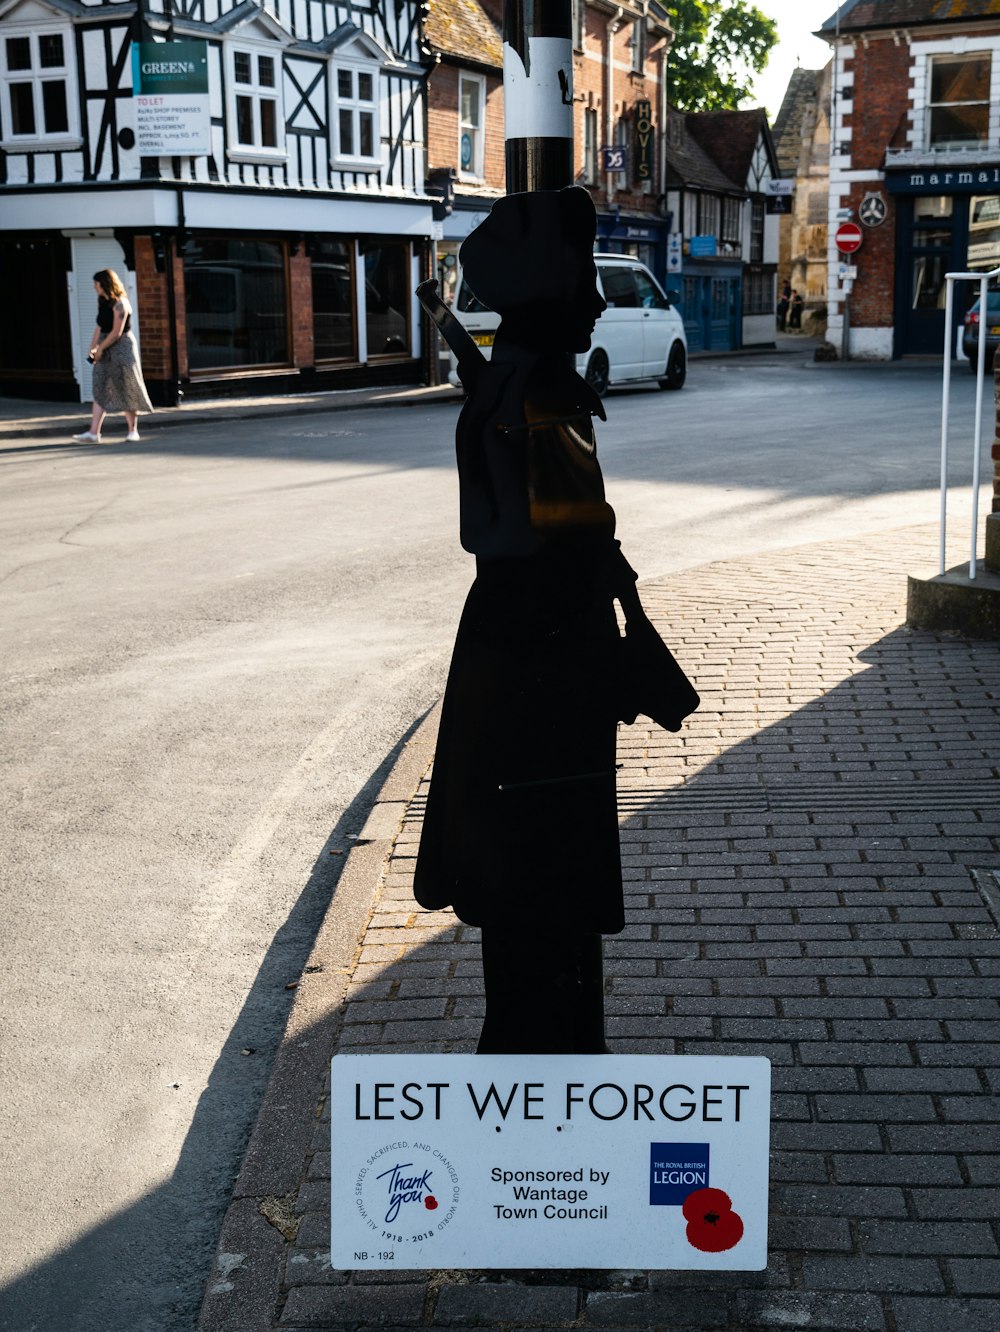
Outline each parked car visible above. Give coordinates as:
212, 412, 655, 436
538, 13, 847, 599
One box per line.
447, 254, 687, 394
962, 290, 1000, 370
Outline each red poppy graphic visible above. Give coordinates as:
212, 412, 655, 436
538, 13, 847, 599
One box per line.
682, 1187, 744, 1253
424, 1195, 438, 1210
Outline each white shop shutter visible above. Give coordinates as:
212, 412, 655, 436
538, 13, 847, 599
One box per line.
70, 236, 140, 402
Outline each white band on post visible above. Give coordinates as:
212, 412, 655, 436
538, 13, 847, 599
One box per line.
503, 38, 574, 141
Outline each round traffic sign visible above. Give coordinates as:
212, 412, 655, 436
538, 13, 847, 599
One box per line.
835, 222, 864, 254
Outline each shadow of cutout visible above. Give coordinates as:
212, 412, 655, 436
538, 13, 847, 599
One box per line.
230, 620, 995, 1326
0, 713, 430, 1332
3, 614, 997, 1330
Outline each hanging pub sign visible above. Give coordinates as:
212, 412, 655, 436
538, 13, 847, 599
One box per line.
131, 41, 211, 156
601, 144, 628, 174
331, 1054, 771, 1272
635, 99, 654, 182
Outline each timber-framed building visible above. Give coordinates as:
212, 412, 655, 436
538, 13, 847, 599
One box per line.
0, 0, 434, 404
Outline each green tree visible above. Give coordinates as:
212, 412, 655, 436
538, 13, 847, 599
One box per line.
667, 1, 779, 111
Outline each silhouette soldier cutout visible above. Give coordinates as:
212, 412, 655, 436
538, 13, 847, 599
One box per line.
415, 187, 698, 1054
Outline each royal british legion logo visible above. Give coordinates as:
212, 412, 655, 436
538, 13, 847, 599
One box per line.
649, 1143, 710, 1206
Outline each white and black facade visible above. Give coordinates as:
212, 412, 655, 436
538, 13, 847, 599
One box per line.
0, 0, 434, 403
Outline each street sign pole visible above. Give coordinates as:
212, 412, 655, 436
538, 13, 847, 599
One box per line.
503, 0, 574, 192
834, 223, 864, 361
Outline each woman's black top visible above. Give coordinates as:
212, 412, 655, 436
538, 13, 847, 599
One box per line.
96, 298, 131, 336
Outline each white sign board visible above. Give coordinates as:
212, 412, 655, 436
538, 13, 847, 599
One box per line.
131, 42, 211, 156
766, 180, 794, 196
331, 1054, 770, 1271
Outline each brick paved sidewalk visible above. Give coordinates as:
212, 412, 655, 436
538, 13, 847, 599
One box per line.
202, 526, 1000, 1332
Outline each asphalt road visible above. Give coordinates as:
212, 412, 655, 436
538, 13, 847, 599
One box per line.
0, 351, 991, 1330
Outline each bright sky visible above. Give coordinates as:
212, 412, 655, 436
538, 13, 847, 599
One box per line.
749, 0, 838, 120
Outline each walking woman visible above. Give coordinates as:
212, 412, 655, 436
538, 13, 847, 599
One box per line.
72, 269, 154, 443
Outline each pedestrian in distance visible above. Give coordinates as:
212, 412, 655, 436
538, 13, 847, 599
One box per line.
413, 187, 699, 1055
776, 279, 791, 332
789, 288, 805, 331
72, 269, 154, 444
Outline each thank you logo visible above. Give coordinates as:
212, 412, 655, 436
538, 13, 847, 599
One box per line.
377, 1161, 437, 1224
354, 1141, 460, 1245
649, 1143, 710, 1206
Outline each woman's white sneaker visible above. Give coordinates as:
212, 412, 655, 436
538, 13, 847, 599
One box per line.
126, 431, 141, 442
71, 431, 100, 443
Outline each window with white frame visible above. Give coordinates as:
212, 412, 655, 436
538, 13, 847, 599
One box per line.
1, 23, 80, 148
928, 52, 992, 149
226, 42, 285, 158
459, 73, 485, 179
631, 19, 645, 74
700, 193, 720, 237
584, 107, 598, 185
332, 58, 380, 168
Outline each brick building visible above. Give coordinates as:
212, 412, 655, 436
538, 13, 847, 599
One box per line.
425, 0, 676, 291
821, 0, 1000, 359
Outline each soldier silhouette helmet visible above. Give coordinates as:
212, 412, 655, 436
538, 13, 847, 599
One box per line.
460, 186, 601, 313
460, 187, 604, 351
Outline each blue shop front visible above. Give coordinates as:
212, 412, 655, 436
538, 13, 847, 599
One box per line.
676, 235, 742, 354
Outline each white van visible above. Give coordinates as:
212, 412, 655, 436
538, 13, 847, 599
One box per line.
447, 253, 687, 394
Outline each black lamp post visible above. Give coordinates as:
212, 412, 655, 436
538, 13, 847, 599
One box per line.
503, 0, 575, 193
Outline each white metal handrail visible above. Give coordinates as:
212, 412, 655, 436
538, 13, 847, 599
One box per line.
941, 264, 1000, 579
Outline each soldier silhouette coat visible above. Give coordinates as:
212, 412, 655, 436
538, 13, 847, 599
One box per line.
414, 189, 698, 946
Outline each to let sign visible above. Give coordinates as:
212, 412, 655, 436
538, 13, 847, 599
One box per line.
131, 41, 211, 156
835, 222, 864, 254
331, 1053, 771, 1272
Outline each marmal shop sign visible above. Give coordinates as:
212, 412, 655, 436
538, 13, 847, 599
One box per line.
886, 164, 1000, 195
331, 1054, 771, 1272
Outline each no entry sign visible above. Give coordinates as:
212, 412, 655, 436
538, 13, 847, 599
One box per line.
331, 1053, 771, 1272
835, 222, 864, 254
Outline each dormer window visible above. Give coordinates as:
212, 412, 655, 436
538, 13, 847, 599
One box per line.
224, 35, 287, 161
332, 54, 381, 169
928, 53, 991, 150
0, 20, 81, 150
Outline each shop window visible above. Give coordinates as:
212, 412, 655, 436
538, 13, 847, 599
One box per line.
584, 108, 598, 185
743, 269, 773, 316
364, 243, 410, 357
0, 24, 80, 149
459, 74, 485, 180
226, 41, 285, 160
912, 254, 948, 310
928, 53, 991, 149
968, 194, 1000, 271
183, 236, 289, 371
332, 58, 380, 169
312, 240, 356, 361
